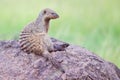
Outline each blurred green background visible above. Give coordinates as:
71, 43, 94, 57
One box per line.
0, 0, 120, 67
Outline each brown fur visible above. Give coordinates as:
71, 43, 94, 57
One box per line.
19, 8, 59, 55
19, 8, 64, 72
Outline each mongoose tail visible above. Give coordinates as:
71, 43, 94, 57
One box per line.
43, 51, 65, 73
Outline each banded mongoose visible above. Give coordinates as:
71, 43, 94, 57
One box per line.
19, 8, 64, 72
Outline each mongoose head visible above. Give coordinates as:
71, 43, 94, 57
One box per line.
41, 8, 59, 20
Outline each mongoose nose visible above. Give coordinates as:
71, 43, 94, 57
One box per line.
52, 13, 59, 18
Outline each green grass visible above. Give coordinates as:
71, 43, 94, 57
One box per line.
0, 0, 120, 67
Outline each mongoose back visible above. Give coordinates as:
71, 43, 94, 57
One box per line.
19, 8, 64, 72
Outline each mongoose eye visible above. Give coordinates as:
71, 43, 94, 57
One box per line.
43, 10, 46, 14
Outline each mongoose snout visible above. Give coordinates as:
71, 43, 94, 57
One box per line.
50, 13, 59, 19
